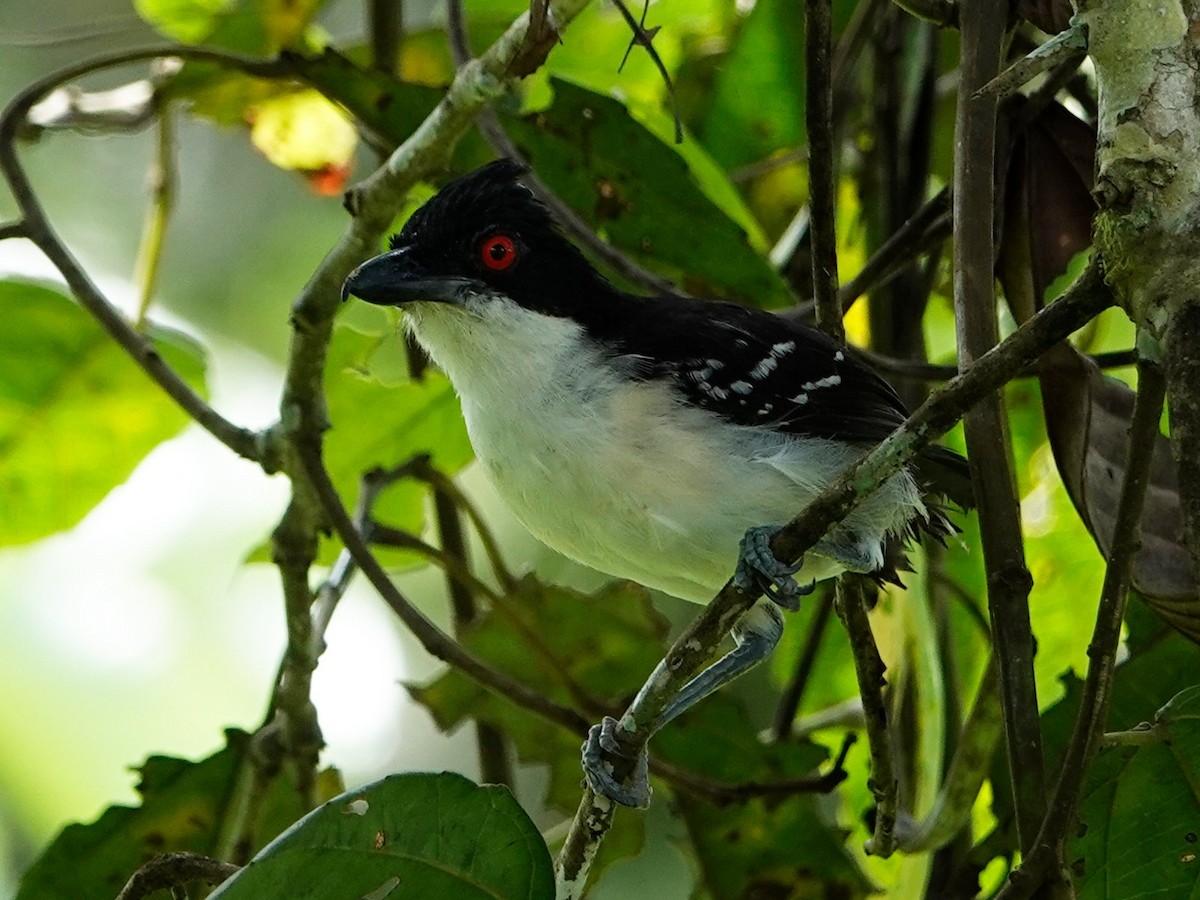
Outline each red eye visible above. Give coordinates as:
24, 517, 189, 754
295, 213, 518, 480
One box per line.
480, 234, 517, 271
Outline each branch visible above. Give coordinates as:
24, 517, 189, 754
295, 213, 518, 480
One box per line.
837, 576, 898, 857
805, 0, 842, 342
0, 46, 287, 463
954, 0, 1046, 853
999, 351, 1165, 899
556, 262, 1113, 892
115, 853, 239, 900
0, 220, 26, 241
772, 584, 835, 740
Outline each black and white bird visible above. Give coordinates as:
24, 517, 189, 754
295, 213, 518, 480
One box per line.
343, 159, 970, 807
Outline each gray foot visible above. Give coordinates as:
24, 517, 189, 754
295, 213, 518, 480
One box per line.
734, 525, 815, 611
581, 716, 651, 809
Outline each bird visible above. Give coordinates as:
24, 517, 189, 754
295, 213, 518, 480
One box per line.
343, 158, 970, 808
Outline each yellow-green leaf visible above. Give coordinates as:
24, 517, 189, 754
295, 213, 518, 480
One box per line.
0, 280, 207, 547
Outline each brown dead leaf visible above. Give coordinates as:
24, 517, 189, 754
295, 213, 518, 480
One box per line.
1039, 344, 1200, 642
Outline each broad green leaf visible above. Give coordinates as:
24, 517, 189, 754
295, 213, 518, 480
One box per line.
503, 78, 794, 307
16, 730, 342, 900
699, 0, 805, 171
1070, 687, 1200, 898
210, 772, 553, 900
320, 323, 473, 564
0, 280, 207, 547
991, 619, 1200, 866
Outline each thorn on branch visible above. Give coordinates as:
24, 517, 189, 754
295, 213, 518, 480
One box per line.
610, 0, 683, 144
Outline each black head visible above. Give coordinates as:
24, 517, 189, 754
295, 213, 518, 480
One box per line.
343, 159, 614, 315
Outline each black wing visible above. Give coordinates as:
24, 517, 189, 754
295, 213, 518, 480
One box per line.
594, 294, 910, 445
584, 293, 973, 510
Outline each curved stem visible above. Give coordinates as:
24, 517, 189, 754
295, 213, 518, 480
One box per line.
0, 46, 285, 462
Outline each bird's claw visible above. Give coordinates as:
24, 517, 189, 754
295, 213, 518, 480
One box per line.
734, 525, 816, 611
581, 716, 651, 809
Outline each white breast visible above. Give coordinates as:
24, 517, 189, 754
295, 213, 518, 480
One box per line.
404, 299, 922, 603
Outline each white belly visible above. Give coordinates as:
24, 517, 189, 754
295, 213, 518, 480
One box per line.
406, 302, 919, 603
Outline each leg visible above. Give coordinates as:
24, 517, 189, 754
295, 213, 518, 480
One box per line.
581, 602, 786, 808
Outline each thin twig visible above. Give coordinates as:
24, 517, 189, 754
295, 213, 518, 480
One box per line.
409, 460, 517, 589
0, 46, 285, 463
133, 95, 175, 329
555, 263, 1113, 893
837, 576, 898, 856
954, 0, 1047, 854
432, 481, 514, 787
859, 347, 1139, 382
0, 219, 25, 240
368, 0, 402, 74
897, 656, 1002, 852
655, 732, 857, 803
806, 0, 842, 342
839, 190, 952, 311
610, 0, 682, 144
890, 0, 958, 27
115, 853, 239, 900
772, 585, 835, 741
999, 353, 1165, 899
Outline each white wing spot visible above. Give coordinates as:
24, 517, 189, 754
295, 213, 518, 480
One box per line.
705, 359, 725, 370
711, 386, 729, 400
791, 393, 809, 405
834, 350, 845, 361
801, 374, 842, 390
730, 380, 753, 394
749, 356, 779, 379
757, 403, 773, 415
772, 340, 796, 356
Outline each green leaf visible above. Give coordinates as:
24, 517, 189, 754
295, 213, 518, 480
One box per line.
659, 698, 876, 898
699, 0, 806, 171
16, 730, 342, 900
503, 77, 794, 307
1070, 687, 1200, 898
0, 279, 207, 547
210, 772, 553, 900
320, 323, 473, 565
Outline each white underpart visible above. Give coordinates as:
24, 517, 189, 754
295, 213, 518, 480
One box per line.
404, 296, 924, 604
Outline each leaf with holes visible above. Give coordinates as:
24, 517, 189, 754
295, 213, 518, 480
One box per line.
210, 772, 553, 900
16, 730, 342, 900
1070, 686, 1200, 897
